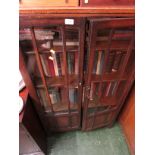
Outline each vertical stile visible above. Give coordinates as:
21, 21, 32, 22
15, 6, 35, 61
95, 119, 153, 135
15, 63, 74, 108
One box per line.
87, 22, 97, 84
78, 20, 85, 121
61, 26, 71, 115
110, 69, 135, 126
102, 29, 114, 76
83, 22, 97, 130
91, 83, 103, 129
113, 33, 134, 100
20, 46, 49, 133
30, 28, 54, 112
19, 47, 41, 106
120, 33, 134, 77
112, 80, 121, 100
100, 29, 116, 106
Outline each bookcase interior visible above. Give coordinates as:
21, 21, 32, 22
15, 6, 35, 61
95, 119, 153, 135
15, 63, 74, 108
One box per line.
20, 26, 81, 113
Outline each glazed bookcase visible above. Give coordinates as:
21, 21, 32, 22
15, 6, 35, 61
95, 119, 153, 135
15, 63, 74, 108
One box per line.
19, 16, 134, 134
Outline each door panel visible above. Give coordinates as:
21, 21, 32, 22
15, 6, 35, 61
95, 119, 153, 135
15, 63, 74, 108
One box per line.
82, 18, 135, 131
19, 18, 85, 133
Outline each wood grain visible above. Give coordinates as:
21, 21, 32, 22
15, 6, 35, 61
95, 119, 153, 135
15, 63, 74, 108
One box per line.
19, 7, 134, 16
80, 0, 134, 7
20, 0, 79, 7
119, 85, 135, 155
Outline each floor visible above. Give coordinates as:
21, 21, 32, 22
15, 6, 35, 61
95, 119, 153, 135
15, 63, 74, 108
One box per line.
47, 123, 130, 155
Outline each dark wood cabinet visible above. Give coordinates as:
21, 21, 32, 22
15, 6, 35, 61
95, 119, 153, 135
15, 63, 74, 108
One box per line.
19, 16, 134, 134
80, 0, 134, 7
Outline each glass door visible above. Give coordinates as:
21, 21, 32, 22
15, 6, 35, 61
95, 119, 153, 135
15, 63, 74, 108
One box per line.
19, 18, 85, 133
82, 18, 135, 131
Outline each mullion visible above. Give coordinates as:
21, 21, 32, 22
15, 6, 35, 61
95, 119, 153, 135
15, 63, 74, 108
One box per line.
112, 33, 134, 98
91, 83, 103, 129
83, 22, 97, 130
102, 29, 115, 77
119, 33, 134, 77
30, 28, 54, 112
19, 47, 41, 105
61, 26, 71, 115
77, 24, 85, 117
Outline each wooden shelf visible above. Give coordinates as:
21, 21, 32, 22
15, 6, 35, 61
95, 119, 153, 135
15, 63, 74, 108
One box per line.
34, 75, 79, 88
53, 102, 78, 112
88, 96, 117, 107
87, 104, 117, 115
44, 102, 78, 113
25, 47, 79, 55
90, 74, 128, 81
96, 40, 131, 50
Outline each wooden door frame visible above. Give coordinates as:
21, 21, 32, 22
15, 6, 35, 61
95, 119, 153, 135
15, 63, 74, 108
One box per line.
19, 16, 86, 133
82, 17, 135, 131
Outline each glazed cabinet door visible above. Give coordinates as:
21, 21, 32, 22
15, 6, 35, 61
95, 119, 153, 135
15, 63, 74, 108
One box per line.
82, 18, 135, 131
19, 17, 85, 133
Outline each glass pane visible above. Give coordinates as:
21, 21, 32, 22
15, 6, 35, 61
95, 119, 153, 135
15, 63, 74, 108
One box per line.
66, 29, 79, 76
97, 28, 111, 41
105, 81, 118, 97
88, 82, 100, 110
105, 50, 126, 73
125, 49, 135, 76
100, 82, 108, 98
67, 52, 79, 75
113, 27, 133, 41
34, 28, 63, 53
69, 87, 78, 112
111, 51, 126, 73
36, 88, 51, 112
49, 87, 61, 104
116, 80, 127, 99
20, 28, 34, 54
92, 51, 104, 75
48, 87, 68, 113
88, 105, 109, 116
19, 28, 43, 86
40, 52, 65, 77
65, 29, 79, 51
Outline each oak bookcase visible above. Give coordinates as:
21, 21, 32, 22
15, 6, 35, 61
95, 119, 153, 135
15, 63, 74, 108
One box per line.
19, 2, 134, 134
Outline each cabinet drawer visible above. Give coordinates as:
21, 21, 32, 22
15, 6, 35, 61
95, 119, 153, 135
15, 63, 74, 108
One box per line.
80, 0, 134, 7
20, 0, 79, 7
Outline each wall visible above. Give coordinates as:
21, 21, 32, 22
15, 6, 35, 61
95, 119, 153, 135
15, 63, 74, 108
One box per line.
118, 85, 135, 155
